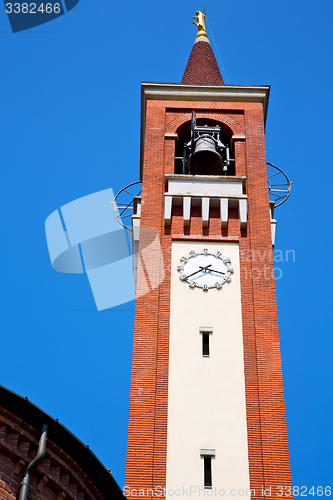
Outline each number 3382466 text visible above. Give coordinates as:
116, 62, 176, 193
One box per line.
5, 3, 61, 14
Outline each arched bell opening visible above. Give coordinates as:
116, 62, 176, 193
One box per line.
174, 113, 235, 176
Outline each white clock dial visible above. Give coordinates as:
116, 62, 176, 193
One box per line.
177, 249, 233, 289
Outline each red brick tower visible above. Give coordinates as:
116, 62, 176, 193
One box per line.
125, 13, 292, 500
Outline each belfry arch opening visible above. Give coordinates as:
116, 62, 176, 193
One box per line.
174, 115, 235, 176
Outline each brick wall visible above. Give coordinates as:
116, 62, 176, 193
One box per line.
0, 408, 103, 500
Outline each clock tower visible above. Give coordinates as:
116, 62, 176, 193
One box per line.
125, 12, 292, 500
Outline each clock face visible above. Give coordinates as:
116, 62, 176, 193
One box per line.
177, 248, 234, 290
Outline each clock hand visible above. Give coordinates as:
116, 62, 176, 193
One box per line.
200, 267, 225, 275
184, 264, 212, 279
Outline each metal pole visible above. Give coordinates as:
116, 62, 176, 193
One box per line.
182, 146, 187, 174
19, 424, 48, 500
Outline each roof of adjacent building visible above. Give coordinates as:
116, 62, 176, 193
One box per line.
0, 384, 126, 500
181, 36, 224, 85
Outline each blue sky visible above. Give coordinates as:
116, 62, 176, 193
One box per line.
1, 0, 332, 491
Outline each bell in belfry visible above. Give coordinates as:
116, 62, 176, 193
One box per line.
187, 133, 224, 175
186, 113, 230, 175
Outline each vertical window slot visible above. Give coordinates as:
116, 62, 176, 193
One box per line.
200, 449, 215, 488
199, 327, 213, 357
202, 333, 210, 356
204, 456, 212, 488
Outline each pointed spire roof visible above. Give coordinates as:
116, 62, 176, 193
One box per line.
181, 12, 224, 85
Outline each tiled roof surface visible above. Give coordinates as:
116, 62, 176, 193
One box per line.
181, 40, 224, 85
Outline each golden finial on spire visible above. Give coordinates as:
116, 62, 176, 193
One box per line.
192, 11, 207, 38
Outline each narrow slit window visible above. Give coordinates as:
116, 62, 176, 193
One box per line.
202, 333, 209, 356
204, 456, 212, 488
199, 327, 212, 357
